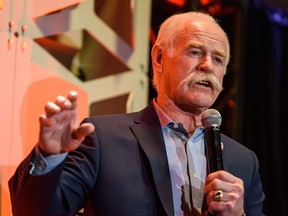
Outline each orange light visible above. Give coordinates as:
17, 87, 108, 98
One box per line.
167, 0, 186, 7
200, 0, 211, 5
8, 38, 14, 45
21, 25, 28, 31
22, 42, 27, 49
200, 0, 220, 6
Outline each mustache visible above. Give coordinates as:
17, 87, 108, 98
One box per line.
190, 71, 223, 92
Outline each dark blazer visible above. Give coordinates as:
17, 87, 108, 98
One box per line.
9, 102, 265, 216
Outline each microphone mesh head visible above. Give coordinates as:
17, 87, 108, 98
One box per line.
201, 109, 222, 127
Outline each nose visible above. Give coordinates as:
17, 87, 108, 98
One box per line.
196, 56, 213, 72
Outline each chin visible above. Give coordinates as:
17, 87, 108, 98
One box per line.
190, 97, 214, 107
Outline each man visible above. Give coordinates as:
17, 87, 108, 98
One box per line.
9, 12, 265, 216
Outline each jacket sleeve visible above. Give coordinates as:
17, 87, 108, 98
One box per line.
244, 151, 265, 216
9, 118, 100, 216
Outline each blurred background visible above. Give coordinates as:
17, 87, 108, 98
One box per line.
0, 0, 287, 215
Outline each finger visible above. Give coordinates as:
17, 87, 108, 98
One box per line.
207, 189, 227, 203
54, 95, 71, 109
205, 178, 240, 197
39, 114, 53, 127
72, 123, 95, 141
45, 101, 61, 117
206, 171, 237, 186
67, 90, 78, 110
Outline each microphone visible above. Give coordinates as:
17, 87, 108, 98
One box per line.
201, 109, 224, 173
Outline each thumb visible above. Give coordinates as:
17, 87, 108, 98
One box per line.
72, 123, 95, 141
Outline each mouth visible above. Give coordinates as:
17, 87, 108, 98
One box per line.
196, 80, 212, 88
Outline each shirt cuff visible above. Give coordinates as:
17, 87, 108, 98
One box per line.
30, 145, 68, 175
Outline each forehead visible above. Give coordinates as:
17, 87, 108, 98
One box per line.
175, 20, 228, 53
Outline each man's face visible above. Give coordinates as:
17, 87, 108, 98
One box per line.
159, 20, 228, 112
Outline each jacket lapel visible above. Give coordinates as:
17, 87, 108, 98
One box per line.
130, 102, 174, 216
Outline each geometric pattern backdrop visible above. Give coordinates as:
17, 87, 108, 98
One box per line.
0, 0, 151, 214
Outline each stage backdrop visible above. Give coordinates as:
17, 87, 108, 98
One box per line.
0, 0, 152, 214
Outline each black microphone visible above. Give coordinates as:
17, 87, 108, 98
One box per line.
201, 109, 224, 173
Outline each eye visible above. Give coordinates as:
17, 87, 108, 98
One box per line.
213, 56, 224, 65
189, 49, 202, 57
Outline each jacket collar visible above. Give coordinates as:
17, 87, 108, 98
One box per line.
130, 101, 174, 216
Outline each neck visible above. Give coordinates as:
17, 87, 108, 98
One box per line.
155, 97, 204, 132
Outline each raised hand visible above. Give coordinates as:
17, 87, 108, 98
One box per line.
38, 91, 95, 156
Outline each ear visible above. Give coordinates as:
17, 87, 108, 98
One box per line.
151, 44, 163, 74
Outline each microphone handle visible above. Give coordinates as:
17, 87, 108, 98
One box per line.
205, 125, 224, 173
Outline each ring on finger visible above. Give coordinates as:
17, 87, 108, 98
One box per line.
212, 189, 224, 202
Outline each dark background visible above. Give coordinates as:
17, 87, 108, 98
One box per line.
149, 0, 288, 215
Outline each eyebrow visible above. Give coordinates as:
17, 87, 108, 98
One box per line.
186, 43, 227, 59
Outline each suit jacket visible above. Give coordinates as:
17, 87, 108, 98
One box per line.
9, 102, 265, 216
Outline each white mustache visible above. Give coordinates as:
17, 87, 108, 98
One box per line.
190, 72, 223, 92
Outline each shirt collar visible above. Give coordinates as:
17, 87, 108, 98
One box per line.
153, 99, 172, 128
153, 99, 205, 138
